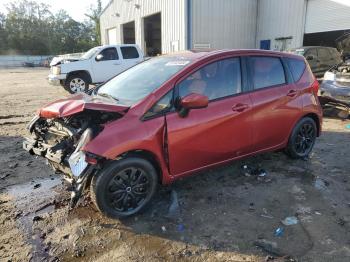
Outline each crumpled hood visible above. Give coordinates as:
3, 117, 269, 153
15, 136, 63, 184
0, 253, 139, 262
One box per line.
50, 57, 81, 66
39, 93, 129, 118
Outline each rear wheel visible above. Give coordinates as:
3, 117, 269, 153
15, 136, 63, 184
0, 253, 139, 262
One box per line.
90, 157, 158, 218
64, 74, 89, 94
286, 117, 317, 159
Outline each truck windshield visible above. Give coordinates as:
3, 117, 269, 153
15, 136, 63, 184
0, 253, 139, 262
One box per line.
97, 56, 192, 106
81, 47, 101, 60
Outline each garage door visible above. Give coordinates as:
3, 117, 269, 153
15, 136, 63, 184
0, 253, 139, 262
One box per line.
305, 0, 350, 33
107, 28, 117, 44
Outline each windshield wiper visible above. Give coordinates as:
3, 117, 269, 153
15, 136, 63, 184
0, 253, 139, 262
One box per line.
97, 92, 119, 102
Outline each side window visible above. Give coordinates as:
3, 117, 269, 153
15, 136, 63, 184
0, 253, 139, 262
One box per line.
306, 49, 317, 58
318, 48, 330, 60
287, 58, 306, 82
143, 90, 173, 119
98, 47, 119, 61
249, 56, 286, 89
178, 58, 242, 101
121, 46, 139, 59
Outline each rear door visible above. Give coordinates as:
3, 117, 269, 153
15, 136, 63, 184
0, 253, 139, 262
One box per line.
166, 57, 254, 176
119, 46, 142, 72
247, 55, 302, 152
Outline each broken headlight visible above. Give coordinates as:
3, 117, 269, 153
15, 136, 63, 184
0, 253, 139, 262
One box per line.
52, 66, 61, 75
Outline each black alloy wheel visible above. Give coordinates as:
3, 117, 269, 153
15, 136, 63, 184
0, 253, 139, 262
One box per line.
90, 157, 158, 218
286, 117, 317, 159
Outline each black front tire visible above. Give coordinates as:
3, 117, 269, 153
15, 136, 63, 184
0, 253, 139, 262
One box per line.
90, 157, 158, 218
286, 117, 317, 159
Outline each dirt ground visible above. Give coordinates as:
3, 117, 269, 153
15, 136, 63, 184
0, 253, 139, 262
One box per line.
0, 68, 349, 262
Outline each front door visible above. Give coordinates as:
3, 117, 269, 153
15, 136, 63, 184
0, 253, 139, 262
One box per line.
166, 57, 253, 176
92, 47, 122, 83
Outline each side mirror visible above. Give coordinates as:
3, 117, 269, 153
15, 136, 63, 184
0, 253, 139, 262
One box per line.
306, 55, 314, 61
178, 93, 208, 117
95, 54, 104, 61
181, 93, 209, 109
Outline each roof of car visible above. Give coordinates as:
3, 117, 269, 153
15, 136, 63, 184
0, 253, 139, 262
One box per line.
162, 49, 303, 60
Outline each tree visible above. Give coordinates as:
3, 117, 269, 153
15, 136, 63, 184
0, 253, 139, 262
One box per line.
1, 0, 100, 55
4, 0, 52, 54
85, 0, 102, 45
0, 13, 7, 53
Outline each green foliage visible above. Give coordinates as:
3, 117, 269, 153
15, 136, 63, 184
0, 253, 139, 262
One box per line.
85, 0, 102, 45
0, 0, 101, 55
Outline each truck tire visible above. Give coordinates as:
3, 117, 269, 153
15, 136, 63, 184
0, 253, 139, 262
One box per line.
64, 73, 89, 94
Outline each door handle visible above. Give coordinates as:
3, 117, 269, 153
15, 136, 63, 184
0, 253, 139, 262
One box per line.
232, 103, 249, 112
113, 63, 120, 65
287, 89, 297, 97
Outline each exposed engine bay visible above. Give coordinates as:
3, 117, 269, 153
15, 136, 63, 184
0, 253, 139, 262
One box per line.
23, 110, 122, 206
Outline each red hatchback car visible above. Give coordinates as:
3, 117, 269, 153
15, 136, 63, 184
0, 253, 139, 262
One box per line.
23, 49, 322, 218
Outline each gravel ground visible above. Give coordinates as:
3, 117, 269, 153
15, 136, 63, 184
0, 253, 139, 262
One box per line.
0, 68, 349, 262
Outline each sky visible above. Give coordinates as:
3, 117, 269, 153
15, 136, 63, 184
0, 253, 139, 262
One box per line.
0, 0, 110, 21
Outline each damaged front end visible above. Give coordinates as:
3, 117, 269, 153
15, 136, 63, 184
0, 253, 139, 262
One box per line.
23, 96, 127, 207
320, 62, 350, 105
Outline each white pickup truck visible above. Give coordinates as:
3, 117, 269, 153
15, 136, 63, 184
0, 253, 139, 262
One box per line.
48, 44, 144, 93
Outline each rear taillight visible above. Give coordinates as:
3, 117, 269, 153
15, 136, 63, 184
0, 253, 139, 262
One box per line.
311, 79, 319, 95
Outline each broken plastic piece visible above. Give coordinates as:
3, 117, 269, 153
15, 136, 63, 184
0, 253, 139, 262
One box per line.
274, 227, 284, 237
281, 216, 298, 226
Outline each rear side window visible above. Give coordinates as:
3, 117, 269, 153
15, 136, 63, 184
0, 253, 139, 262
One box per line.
287, 58, 306, 82
249, 57, 286, 89
121, 46, 139, 59
318, 48, 331, 59
305, 49, 317, 58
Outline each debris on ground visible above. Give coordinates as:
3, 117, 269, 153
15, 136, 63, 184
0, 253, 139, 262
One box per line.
241, 165, 268, 178
274, 227, 284, 237
33, 183, 41, 189
281, 216, 298, 226
0, 173, 11, 179
336, 218, 347, 226
177, 224, 185, 232
314, 178, 329, 191
32, 215, 43, 222
261, 208, 274, 219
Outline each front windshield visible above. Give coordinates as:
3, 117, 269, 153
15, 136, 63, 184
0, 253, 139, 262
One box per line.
81, 47, 101, 60
97, 56, 192, 106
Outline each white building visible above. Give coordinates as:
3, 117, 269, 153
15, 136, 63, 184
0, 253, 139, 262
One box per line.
100, 0, 350, 56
